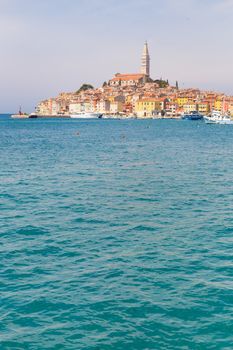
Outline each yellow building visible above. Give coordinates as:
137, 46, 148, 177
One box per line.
135, 99, 162, 118
126, 95, 133, 104
197, 103, 210, 115
177, 97, 189, 107
214, 99, 223, 111
108, 96, 115, 103
183, 103, 197, 113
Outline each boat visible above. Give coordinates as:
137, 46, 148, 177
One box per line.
29, 113, 38, 118
11, 106, 29, 119
11, 113, 29, 119
204, 110, 233, 124
70, 113, 102, 119
182, 111, 203, 120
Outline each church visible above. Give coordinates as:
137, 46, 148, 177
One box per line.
109, 42, 151, 87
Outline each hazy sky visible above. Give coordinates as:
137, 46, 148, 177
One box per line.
1, 0, 233, 112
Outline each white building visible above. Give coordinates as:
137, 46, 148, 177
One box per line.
110, 101, 124, 114
51, 100, 60, 116
69, 102, 82, 114
96, 100, 110, 113
183, 103, 197, 113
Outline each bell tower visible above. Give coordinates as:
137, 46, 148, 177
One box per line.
141, 41, 150, 77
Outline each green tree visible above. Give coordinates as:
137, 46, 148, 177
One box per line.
154, 79, 169, 88
176, 81, 179, 90
76, 84, 94, 94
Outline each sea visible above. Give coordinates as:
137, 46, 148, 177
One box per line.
1, 114, 233, 349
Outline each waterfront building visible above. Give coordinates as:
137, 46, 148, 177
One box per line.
183, 103, 197, 114
214, 99, 223, 112
36, 100, 49, 115
214, 98, 229, 113
36, 99, 59, 116
83, 101, 92, 113
96, 99, 110, 114
124, 102, 133, 114
69, 100, 97, 114
50, 99, 60, 115
110, 101, 124, 114
197, 102, 210, 115
141, 41, 150, 77
177, 97, 190, 107
89, 99, 98, 113
135, 99, 162, 118
69, 102, 82, 114
57, 93, 73, 115
165, 102, 178, 116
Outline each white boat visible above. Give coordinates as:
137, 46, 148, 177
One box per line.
102, 114, 120, 119
11, 114, 29, 119
70, 113, 102, 119
204, 111, 233, 124
11, 106, 29, 119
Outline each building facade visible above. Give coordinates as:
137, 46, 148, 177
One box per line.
135, 99, 162, 118
109, 73, 147, 87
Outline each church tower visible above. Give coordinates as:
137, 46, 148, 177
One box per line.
141, 41, 150, 77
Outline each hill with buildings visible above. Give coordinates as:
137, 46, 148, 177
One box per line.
35, 43, 233, 118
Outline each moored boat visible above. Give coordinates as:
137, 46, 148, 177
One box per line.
11, 113, 29, 119
70, 113, 102, 119
11, 107, 29, 119
29, 113, 38, 118
182, 111, 203, 120
204, 110, 233, 124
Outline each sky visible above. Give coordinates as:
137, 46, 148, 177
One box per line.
1, 0, 233, 112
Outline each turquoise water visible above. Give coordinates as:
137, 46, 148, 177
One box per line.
1, 115, 233, 349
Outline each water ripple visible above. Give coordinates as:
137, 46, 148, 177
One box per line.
1, 116, 233, 348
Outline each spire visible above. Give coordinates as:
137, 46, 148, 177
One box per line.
141, 41, 150, 77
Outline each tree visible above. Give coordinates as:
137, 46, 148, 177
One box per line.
76, 84, 94, 94
176, 81, 179, 90
154, 79, 169, 88
102, 81, 107, 87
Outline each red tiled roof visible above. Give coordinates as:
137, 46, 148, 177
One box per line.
111, 73, 145, 81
